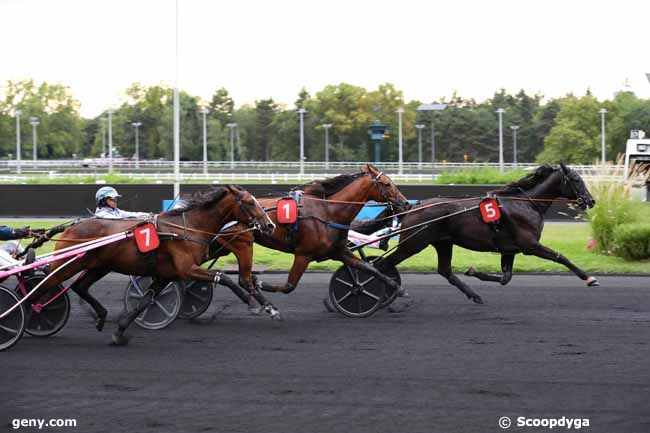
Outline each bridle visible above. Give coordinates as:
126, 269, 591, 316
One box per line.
370, 171, 403, 214
234, 192, 275, 233
560, 170, 587, 208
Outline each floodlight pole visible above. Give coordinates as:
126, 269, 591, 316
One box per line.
397, 108, 404, 175
15, 110, 21, 174
200, 109, 208, 175
107, 109, 113, 174
510, 125, 519, 167
298, 108, 306, 176
100, 118, 107, 158
173, 0, 180, 196
226, 123, 237, 170
599, 108, 607, 166
29, 117, 39, 164
415, 124, 425, 169
323, 123, 332, 169
496, 108, 505, 172
131, 122, 142, 169
417, 103, 447, 166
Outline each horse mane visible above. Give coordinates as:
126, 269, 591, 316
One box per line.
296, 172, 365, 197
495, 164, 559, 194
165, 187, 229, 215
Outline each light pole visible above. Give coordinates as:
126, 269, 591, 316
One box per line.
298, 108, 307, 176
322, 123, 332, 170
599, 108, 607, 166
417, 103, 447, 165
15, 110, 21, 174
397, 108, 404, 175
226, 123, 237, 170
173, 0, 180, 197
496, 108, 505, 172
131, 121, 142, 169
415, 124, 425, 169
100, 117, 107, 157
29, 117, 39, 164
510, 125, 519, 167
107, 109, 114, 173
200, 108, 208, 175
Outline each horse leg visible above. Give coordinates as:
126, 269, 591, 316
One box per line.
339, 250, 401, 295
235, 252, 281, 318
375, 234, 430, 297
186, 264, 282, 319
465, 254, 515, 286
434, 241, 484, 304
112, 278, 166, 346
522, 243, 599, 286
259, 255, 311, 294
69, 269, 110, 331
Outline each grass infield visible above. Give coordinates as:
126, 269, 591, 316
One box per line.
2, 219, 648, 274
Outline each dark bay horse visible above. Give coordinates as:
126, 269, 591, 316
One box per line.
376, 163, 598, 304
202, 164, 409, 306
39, 185, 274, 345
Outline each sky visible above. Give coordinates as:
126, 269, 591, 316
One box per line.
1, 0, 649, 118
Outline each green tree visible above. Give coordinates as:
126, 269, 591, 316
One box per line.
0, 79, 84, 158
537, 94, 603, 163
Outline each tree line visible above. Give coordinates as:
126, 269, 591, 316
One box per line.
1, 79, 649, 164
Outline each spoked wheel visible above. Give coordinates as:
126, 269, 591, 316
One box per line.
178, 281, 213, 320
0, 286, 25, 351
15, 275, 70, 337
366, 256, 402, 308
329, 265, 386, 318
124, 276, 183, 330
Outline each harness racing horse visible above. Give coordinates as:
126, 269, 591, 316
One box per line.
375, 163, 598, 304
202, 164, 410, 306
36, 185, 275, 345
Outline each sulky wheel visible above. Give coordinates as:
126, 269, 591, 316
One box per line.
124, 276, 183, 330
365, 256, 402, 308
178, 280, 213, 320
15, 275, 70, 337
329, 265, 386, 318
0, 286, 26, 351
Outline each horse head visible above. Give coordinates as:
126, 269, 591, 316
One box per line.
363, 164, 410, 213
559, 162, 596, 210
224, 185, 276, 235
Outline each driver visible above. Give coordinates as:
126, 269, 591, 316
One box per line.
0, 225, 36, 270
94, 186, 151, 219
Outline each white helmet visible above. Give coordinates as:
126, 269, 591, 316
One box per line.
95, 186, 122, 206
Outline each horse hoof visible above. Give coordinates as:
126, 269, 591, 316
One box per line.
270, 311, 282, 321
95, 317, 106, 332
465, 267, 476, 276
471, 295, 484, 304
398, 290, 411, 298
110, 334, 131, 346
259, 282, 274, 293
323, 298, 336, 313
587, 277, 600, 287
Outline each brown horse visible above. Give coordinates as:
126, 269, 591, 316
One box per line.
38, 185, 274, 345
375, 163, 598, 304
200, 164, 409, 310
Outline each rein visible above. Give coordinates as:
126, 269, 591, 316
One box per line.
158, 219, 257, 239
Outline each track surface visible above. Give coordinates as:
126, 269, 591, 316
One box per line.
1, 273, 649, 433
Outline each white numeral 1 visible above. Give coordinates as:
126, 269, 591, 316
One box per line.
282, 203, 291, 220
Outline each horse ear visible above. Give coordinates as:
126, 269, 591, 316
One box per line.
559, 161, 569, 174
365, 163, 377, 174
